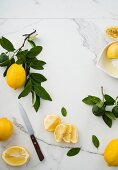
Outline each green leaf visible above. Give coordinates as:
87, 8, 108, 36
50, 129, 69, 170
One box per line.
104, 94, 115, 105
61, 107, 67, 117
96, 101, 104, 108
105, 111, 116, 120
0, 53, 10, 67
33, 94, 40, 112
34, 85, 52, 101
30, 60, 44, 70
102, 115, 112, 128
92, 104, 105, 116
27, 46, 42, 58
112, 106, 118, 118
30, 73, 47, 83
18, 79, 32, 99
82, 96, 101, 105
0, 37, 15, 51
28, 40, 36, 47
67, 148, 81, 157
92, 135, 100, 148
32, 90, 36, 106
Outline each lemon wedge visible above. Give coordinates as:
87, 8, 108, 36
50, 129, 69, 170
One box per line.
54, 124, 66, 142
71, 125, 79, 144
44, 114, 61, 132
63, 124, 72, 143
2, 146, 30, 166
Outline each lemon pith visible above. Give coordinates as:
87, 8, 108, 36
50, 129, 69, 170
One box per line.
2, 146, 30, 166
6, 64, 26, 90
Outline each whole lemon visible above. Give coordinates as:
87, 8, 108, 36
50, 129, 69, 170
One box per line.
104, 139, 118, 167
107, 43, 118, 59
6, 64, 26, 90
0, 118, 13, 141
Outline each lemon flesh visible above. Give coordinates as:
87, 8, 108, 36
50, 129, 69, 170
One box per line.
107, 43, 118, 59
0, 118, 13, 141
44, 114, 61, 132
6, 64, 26, 90
54, 124, 66, 142
63, 124, 72, 143
71, 125, 79, 144
104, 139, 118, 167
2, 146, 30, 166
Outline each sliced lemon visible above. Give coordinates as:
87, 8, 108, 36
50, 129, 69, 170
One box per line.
2, 146, 30, 167
71, 125, 79, 144
54, 124, 66, 142
44, 114, 61, 132
106, 26, 118, 38
63, 124, 72, 143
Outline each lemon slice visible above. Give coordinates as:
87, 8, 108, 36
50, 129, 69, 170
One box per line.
44, 114, 61, 132
63, 124, 72, 143
2, 146, 30, 166
71, 125, 79, 144
106, 26, 118, 39
54, 124, 66, 142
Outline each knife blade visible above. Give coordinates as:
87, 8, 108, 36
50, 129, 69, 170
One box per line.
18, 103, 44, 161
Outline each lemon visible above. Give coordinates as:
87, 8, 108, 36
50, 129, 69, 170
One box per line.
107, 43, 118, 59
63, 124, 72, 143
71, 125, 79, 144
2, 146, 30, 166
0, 118, 13, 141
44, 114, 61, 132
6, 64, 26, 90
106, 26, 118, 38
54, 124, 66, 142
104, 139, 118, 167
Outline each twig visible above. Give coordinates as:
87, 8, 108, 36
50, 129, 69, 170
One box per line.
16, 30, 36, 52
101, 86, 105, 102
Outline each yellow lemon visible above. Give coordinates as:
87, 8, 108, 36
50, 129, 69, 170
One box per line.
107, 43, 118, 59
2, 146, 30, 166
54, 124, 66, 142
6, 64, 26, 90
44, 114, 61, 132
104, 139, 118, 167
0, 118, 13, 141
71, 125, 79, 144
63, 124, 72, 143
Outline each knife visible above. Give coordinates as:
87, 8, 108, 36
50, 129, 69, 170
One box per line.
18, 103, 44, 161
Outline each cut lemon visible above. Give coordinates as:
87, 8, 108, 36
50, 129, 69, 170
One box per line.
71, 125, 79, 144
2, 146, 30, 166
54, 124, 66, 142
63, 124, 72, 143
44, 114, 61, 132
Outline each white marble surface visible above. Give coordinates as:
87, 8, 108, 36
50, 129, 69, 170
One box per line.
0, 0, 118, 18
0, 1, 118, 169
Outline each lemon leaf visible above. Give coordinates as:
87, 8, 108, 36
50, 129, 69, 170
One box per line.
18, 79, 32, 99
27, 46, 42, 58
102, 115, 112, 128
0, 37, 15, 51
34, 85, 52, 101
30, 73, 47, 83
33, 95, 40, 112
92, 135, 100, 148
67, 148, 81, 157
61, 107, 67, 117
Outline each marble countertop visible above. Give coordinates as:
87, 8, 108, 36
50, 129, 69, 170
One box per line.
0, 1, 118, 170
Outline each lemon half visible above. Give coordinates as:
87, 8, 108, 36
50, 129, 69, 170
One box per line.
2, 146, 30, 167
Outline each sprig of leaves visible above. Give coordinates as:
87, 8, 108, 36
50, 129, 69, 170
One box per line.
0, 30, 52, 112
82, 87, 118, 128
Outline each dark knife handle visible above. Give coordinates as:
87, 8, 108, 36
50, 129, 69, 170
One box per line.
30, 134, 44, 161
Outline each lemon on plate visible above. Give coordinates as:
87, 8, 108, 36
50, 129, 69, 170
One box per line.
104, 139, 118, 167
63, 124, 72, 143
54, 124, 66, 142
2, 146, 30, 166
107, 43, 118, 59
0, 118, 13, 141
71, 125, 79, 144
44, 114, 61, 132
6, 63, 26, 90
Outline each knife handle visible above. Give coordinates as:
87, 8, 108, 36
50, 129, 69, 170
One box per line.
30, 135, 44, 161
